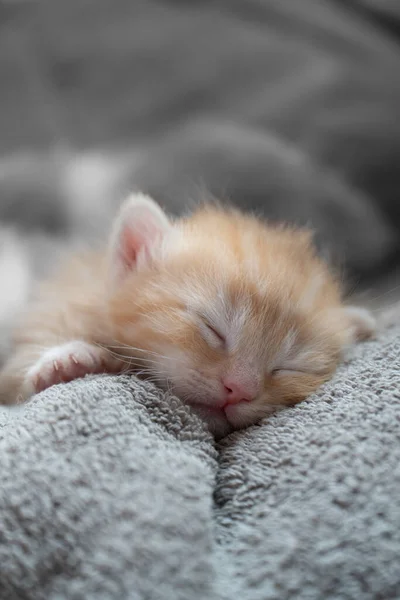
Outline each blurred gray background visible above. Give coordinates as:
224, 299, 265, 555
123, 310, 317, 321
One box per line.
1, 0, 400, 300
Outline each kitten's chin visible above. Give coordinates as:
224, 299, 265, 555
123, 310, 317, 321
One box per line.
190, 404, 233, 439
189, 402, 266, 439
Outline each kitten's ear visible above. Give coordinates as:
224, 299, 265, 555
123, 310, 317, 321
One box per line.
109, 193, 171, 283
342, 305, 377, 343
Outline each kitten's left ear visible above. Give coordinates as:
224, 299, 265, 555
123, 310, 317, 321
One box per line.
342, 305, 377, 343
109, 193, 171, 284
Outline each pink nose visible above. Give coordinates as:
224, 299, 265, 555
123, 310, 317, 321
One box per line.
222, 377, 255, 406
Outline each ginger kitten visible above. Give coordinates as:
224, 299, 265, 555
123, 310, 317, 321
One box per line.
0, 193, 375, 438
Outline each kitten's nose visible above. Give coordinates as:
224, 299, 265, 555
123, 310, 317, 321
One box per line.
222, 377, 255, 406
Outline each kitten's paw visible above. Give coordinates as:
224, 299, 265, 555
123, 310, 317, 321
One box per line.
344, 306, 377, 342
26, 341, 111, 394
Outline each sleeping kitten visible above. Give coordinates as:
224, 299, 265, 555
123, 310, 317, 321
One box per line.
0, 193, 375, 437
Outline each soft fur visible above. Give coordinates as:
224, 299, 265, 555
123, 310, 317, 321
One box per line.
0, 194, 375, 437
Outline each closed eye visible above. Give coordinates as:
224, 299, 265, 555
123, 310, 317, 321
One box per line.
192, 309, 226, 348
272, 368, 307, 377
204, 322, 225, 345
272, 367, 326, 377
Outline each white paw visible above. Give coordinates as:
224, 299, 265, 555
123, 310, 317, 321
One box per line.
26, 341, 108, 394
344, 306, 377, 342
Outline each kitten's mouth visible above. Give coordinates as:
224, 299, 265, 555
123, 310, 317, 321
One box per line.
189, 402, 233, 437
189, 401, 244, 429
190, 402, 226, 416
188, 401, 228, 421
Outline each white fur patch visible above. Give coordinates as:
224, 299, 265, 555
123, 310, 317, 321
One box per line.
26, 341, 105, 392
343, 305, 376, 342
27, 341, 95, 371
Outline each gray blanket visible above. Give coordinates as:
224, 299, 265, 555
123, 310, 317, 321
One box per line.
1, 310, 399, 600
2, 0, 400, 278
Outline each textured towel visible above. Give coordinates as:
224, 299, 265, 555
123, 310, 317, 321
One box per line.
0, 310, 400, 600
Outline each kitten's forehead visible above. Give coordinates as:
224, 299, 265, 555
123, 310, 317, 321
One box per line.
163, 216, 314, 294
181, 275, 295, 352
156, 212, 333, 361
162, 224, 238, 269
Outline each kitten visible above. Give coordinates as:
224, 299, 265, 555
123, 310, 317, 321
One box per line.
0, 193, 375, 438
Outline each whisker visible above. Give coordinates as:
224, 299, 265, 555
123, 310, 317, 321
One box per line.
107, 345, 184, 365
108, 338, 186, 364
94, 343, 162, 367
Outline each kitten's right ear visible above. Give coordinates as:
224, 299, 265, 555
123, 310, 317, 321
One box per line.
108, 193, 171, 284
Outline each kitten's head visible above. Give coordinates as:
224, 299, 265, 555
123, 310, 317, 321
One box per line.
107, 194, 375, 438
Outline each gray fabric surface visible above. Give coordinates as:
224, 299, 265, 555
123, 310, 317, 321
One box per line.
1, 311, 400, 599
